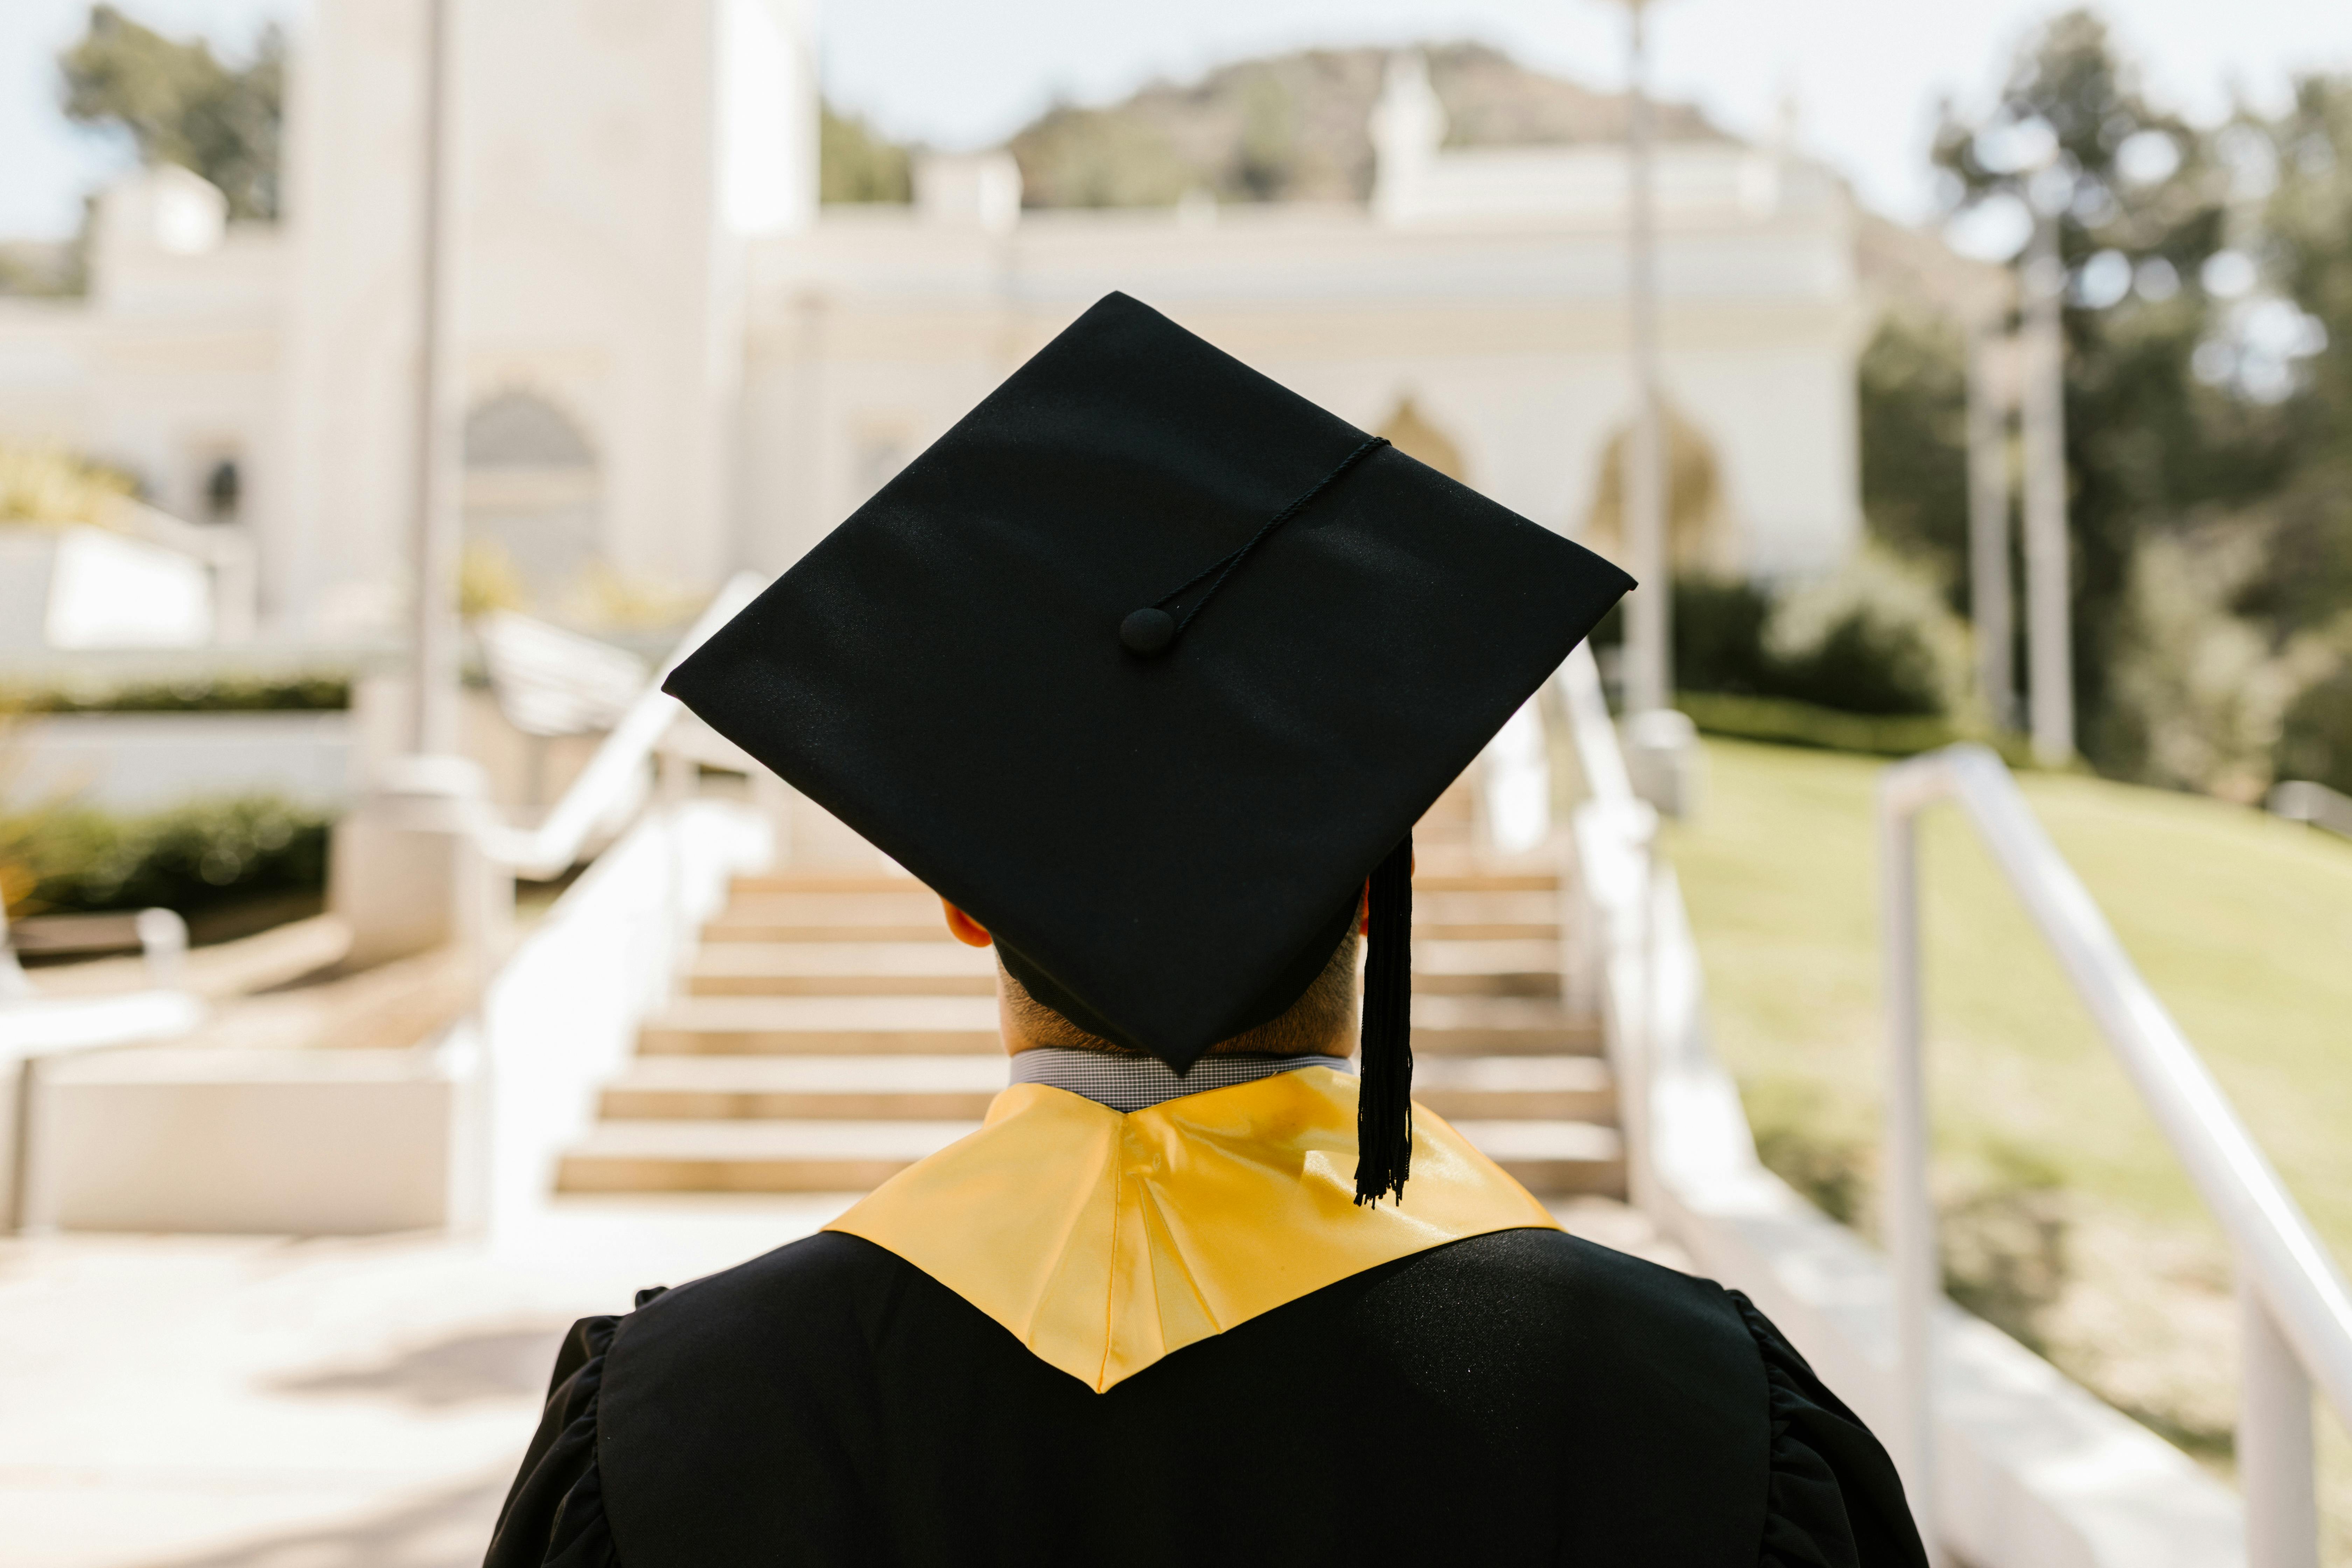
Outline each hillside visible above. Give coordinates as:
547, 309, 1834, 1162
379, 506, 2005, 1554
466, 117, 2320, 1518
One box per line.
1006, 41, 1730, 210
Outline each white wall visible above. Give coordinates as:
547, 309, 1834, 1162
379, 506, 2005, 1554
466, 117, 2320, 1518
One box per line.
738, 196, 1867, 580
5, 711, 351, 811
0, 171, 283, 552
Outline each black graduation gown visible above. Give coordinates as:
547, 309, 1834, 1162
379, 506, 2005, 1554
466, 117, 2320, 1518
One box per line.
484, 1226, 1928, 1567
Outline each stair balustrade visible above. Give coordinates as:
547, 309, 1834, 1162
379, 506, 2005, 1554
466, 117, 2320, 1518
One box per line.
1880, 743, 2352, 1568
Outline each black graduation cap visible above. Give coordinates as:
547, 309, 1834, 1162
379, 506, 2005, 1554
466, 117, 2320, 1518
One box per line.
665, 292, 1631, 1204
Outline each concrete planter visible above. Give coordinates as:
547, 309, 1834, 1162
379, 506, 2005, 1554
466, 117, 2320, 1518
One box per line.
26, 1046, 467, 1234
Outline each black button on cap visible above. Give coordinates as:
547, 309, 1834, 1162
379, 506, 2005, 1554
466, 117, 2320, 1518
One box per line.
1120, 607, 1175, 656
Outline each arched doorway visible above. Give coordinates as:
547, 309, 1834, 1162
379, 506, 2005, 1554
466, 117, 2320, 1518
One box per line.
1579, 407, 1732, 573
1375, 394, 1466, 483
462, 390, 601, 610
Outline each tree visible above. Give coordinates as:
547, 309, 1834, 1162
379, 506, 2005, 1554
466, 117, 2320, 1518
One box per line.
1931, 11, 2266, 775
2246, 76, 2352, 786
59, 4, 284, 222
1856, 313, 1972, 610
820, 102, 912, 204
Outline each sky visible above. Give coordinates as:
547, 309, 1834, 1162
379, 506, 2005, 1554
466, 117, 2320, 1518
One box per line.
7, 0, 2352, 240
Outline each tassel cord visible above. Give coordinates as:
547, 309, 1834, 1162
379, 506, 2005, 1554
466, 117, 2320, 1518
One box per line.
1146, 437, 1390, 642
1354, 831, 1415, 1206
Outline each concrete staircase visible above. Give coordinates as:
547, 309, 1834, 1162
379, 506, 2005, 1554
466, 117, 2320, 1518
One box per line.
557, 813, 1622, 1200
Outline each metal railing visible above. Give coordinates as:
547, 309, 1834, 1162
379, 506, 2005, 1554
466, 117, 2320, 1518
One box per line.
2268, 779, 2352, 842
479, 571, 766, 880
1881, 743, 2352, 1568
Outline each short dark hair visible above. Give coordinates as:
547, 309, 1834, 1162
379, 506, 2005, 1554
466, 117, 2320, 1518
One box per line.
1000, 926, 1360, 1058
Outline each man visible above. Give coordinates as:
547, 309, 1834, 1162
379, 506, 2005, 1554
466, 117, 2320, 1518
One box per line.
485, 294, 1928, 1567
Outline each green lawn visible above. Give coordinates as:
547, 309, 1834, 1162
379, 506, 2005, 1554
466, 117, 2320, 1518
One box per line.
1670, 736, 2352, 1245
1666, 737, 2352, 1550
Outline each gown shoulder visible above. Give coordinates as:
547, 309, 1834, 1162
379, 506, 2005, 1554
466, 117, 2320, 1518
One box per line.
1729, 1289, 1930, 1568
482, 1291, 664, 1568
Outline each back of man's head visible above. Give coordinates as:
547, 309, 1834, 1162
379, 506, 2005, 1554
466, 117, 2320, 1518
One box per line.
1001, 927, 1360, 1059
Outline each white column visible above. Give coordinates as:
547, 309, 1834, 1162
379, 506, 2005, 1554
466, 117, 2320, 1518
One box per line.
2021, 214, 2072, 766
1966, 321, 2015, 731
407, 0, 463, 755
1878, 780, 1941, 1559
1619, 0, 1671, 716
2239, 1276, 2319, 1568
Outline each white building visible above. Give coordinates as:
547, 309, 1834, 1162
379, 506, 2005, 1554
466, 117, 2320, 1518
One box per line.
0, 1, 1867, 636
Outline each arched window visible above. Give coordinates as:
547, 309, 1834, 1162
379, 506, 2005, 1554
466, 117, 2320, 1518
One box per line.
465, 391, 598, 469
1580, 408, 1731, 574
461, 390, 602, 611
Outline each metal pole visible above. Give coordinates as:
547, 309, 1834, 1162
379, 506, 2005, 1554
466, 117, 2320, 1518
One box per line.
1620, 0, 1671, 715
1878, 779, 1940, 1558
408, 0, 462, 755
2021, 212, 2072, 766
2239, 1274, 2320, 1568
1965, 322, 2015, 732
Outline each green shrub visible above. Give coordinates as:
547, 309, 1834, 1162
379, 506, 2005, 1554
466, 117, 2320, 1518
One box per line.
1601, 555, 1971, 721
1675, 692, 1968, 759
1672, 576, 1778, 697
9, 674, 350, 713
1761, 548, 1970, 718
2275, 662, 2352, 795
0, 795, 330, 919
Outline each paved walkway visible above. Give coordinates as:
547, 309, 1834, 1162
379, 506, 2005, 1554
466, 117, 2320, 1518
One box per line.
1, 1196, 1679, 1567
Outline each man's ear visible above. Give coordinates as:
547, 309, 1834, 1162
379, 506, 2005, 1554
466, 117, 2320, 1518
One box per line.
942, 899, 993, 948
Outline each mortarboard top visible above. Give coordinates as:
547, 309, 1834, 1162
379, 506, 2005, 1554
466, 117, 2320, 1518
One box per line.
664, 291, 1631, 1201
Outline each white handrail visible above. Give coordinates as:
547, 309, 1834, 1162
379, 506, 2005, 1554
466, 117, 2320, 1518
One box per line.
481, 572, 766, 878
2269, 779, 2352, 842
1881, 743, 2352, 1568
1560, 644, 1636, 806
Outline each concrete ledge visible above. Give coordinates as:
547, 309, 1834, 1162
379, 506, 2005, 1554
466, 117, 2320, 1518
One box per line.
29, 1047, 462, 1234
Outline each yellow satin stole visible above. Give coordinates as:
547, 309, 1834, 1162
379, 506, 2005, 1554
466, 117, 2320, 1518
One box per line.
825, 1064, 1558, 1392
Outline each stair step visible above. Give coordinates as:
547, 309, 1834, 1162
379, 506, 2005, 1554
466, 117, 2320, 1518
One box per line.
1413, 1056, 1614, 1121
1412, 939, 1560, 997
1410, 996, 1600, 1055
1413, 873, 1558, 894
1413, 890, 1561, 941
723, 873, 1561, 897
687, 941, 996, 996
704, 891, 954, 944
640, 995, 1003, 1055
558, 1113, 1619, 1197
640, 995, 1596, 1057
683, 939, 1557, 999
600, 1053, 1614, 1125
703, 915, 1564, 944
1448, 1119, 1625, 1196
601, 1055, 1006, 1119
731, 872, 929, 895
557, 1118, 978, 1193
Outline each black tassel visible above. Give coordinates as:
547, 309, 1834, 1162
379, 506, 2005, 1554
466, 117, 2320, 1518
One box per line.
1354, 831, 1415, 1206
